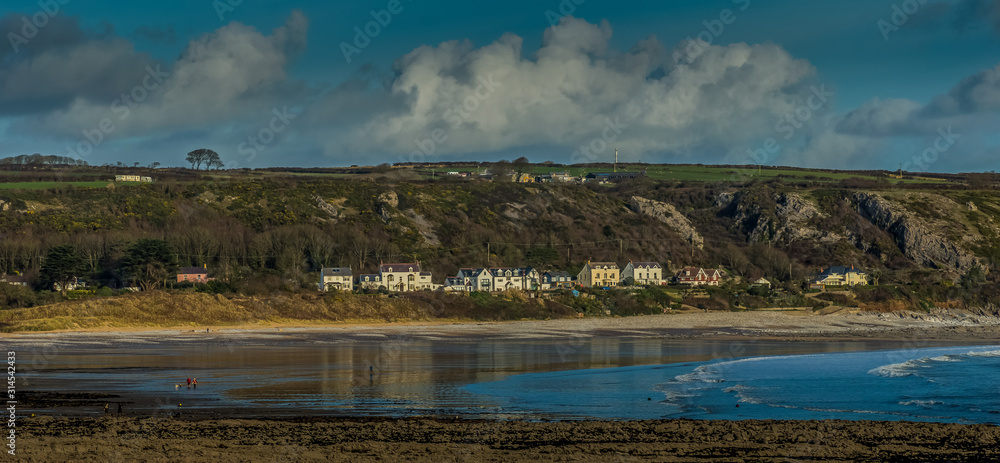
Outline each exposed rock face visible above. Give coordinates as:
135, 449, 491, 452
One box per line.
853, 192, 981, 272
313, 196, 340, 221
721, 190, 840, 244
376, 191, 399, 221
629, 196, 704, 249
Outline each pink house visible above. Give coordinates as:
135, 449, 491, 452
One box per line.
177, 266, 212, 283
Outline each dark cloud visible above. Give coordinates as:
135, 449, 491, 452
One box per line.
0, 13, 157, 116
0, 13, 86, 59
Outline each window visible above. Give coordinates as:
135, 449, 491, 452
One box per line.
388, 275, 394, 282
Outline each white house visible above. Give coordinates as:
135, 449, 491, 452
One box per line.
621, 261, 664, 286
319, 267, 353, 291
358, 274, 383, 290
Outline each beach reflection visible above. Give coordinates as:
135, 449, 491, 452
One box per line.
17, 335, 969, 418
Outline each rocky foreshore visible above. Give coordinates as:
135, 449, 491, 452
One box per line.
16, 415, 1000, 462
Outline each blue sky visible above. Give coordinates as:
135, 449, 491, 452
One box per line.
1, 0, 999, 171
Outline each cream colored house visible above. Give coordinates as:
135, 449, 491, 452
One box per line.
319, 267, 353, 291
577, 261, 620, 288
814, 266, 867, 286
380, 262, 434, 292
621, 261, 664, 286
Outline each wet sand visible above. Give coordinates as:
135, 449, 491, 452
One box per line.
16, 415, 1000, 462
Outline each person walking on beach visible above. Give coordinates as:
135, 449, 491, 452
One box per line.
193, 378, 197, 389
187, 377, 191, 389
104, 403, 109, 414
116, 403, 122, 416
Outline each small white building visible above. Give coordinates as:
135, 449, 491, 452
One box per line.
115, 175, 154, 182
319, 267, 353, 291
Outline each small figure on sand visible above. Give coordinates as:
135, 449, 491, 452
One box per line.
193, 378, 197, 389
117, 403, 122, 416
187, 377, 192, 389
175, 384, 180, 390
104, 403, 109, 414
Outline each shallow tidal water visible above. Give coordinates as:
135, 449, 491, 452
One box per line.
10, 333, 999, 422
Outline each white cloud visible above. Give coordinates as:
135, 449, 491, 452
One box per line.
306, 17, 819, 163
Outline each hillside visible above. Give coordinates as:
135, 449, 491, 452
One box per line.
0, 164, 999, 314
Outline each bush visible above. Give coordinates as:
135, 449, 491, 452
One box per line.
97, 286, 113, 297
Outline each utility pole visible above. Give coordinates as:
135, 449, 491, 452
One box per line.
614, 148, 618, 173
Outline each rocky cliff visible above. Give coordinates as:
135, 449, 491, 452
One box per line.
629, 196, 704, 249
853, 192, 981, 272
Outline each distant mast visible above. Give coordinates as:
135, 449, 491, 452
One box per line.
614, 147, 618, 173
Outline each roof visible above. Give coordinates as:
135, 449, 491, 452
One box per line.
820, 266, 865, 276
588, 262, 619, 269
629, 261, 662, 269
381, 262, 420, 273
488, 268, 522, 277
179, 267, 208, 275
359, 274, 381, 280
322, 267, 352, 277
0, 274, 28, 283
544, 270, 572, 278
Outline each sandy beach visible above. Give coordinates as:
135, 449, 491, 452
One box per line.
7, 309, 1000, 345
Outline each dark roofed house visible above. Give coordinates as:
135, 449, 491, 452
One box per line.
320, 267, 353, 291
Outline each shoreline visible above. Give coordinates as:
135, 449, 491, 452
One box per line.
7, 310, 1000, 345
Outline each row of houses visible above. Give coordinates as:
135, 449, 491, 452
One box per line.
318, 260, 727, 292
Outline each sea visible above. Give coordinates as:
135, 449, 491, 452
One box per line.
10, 333, 1000, 424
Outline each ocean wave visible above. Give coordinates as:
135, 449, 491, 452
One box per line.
900, 400, 944, 407
868, 359, 925, 377
966, 349, 1000, 358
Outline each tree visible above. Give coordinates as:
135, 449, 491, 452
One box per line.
119, 239, 178, 291
149, 162, 161, 169
512, 156, 530, 177
40, 245, 84, 296
491, 160, 513, 181
205, 151, 224, 169
186, 149, 219, 170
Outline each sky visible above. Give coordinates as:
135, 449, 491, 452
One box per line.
1, 0, 999, 172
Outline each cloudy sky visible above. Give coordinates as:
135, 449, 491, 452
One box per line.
1, 0, 999, 171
